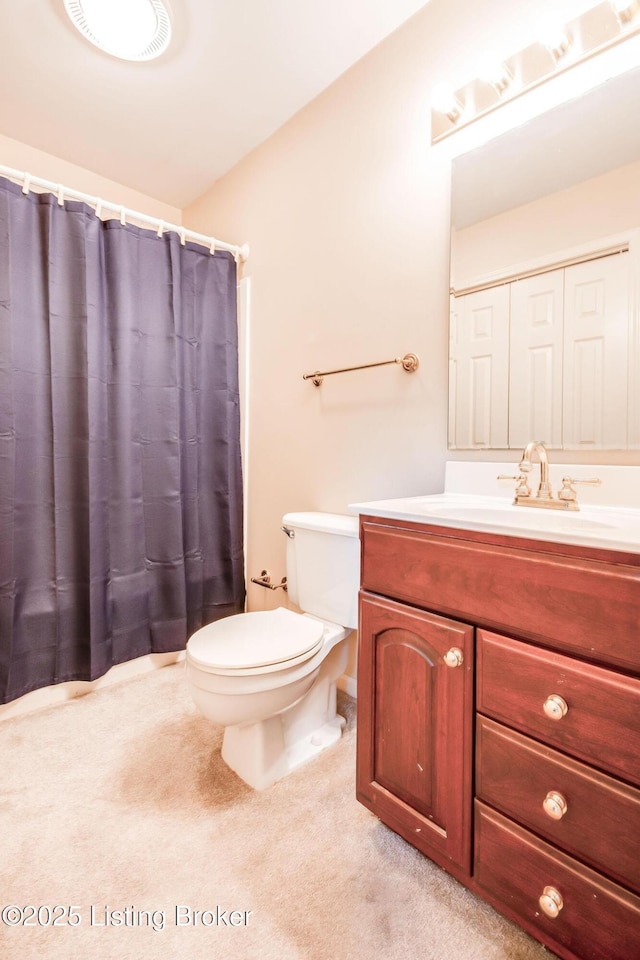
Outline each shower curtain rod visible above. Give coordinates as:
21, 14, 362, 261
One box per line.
0, 164, 250, 262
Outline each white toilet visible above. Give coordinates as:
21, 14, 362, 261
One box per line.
185, 512, 360, 789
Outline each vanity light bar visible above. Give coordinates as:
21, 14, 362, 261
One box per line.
431, 0, 640, 143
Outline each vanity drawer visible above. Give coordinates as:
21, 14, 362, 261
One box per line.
359, 520, 640, 673
476, 715, 640, 892
474, 802, 640, 960
477, 631, 640, 786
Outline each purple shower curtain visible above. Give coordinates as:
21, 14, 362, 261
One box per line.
0, 176, 245, 704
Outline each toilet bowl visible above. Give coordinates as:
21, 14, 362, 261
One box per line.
185, 512, 359, 790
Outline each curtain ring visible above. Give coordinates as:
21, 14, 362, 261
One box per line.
180, 229, 186, 246
209, 239, 216, 255
57, 185, 65, 206
120, 207, 127, 225
22, 174, 31, 195
157, 221, 164, 238
95, 199, 103, 219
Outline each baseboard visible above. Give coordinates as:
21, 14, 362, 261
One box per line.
0, 651, 185, 724
337, 673, 357, 699
3, 653, 356, 721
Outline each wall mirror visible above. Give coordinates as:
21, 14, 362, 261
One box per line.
448, 66, 640, 451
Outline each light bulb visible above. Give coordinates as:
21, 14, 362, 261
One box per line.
476, 55, 512, 94
611, 0, 639, 23
537, 14, 571, 59
432, 83, 464, 122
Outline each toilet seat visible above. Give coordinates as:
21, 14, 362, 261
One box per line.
186, 607, 325, 676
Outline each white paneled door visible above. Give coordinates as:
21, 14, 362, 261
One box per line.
449, 286, 510, 449
509, 269, 564, 450
563, 253, 629, 450
450, 251, 631, 451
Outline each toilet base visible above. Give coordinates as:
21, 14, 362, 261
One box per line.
221, 642, 349, 790
222, 710, 346, 791
288, 713, 345, 765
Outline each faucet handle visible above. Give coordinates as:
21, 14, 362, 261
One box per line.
497, 474, 532, 497
558, 476, 602, 501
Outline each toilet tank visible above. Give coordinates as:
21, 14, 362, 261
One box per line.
282, 512, 360, 629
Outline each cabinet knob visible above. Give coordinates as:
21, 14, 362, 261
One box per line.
543, 791, 568, 820
538, 886, 564, 919
543, 694, 568, 720
443, 647, 464, 668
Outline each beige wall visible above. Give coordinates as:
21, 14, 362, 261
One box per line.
452, 158, 640, 288
182, 0, 582, 622
0, 132, 181, 223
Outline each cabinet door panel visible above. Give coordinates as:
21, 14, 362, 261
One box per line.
373, 625, 439, 813
356, 592, 474, 875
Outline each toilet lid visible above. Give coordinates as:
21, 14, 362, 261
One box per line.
187, 607, 325, 672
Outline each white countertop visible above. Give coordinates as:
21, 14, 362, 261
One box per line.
349, 462, 640, 555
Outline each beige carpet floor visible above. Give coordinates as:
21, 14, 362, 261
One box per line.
0, 663, 555, 960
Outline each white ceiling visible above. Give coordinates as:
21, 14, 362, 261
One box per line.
0, 0, 430, 208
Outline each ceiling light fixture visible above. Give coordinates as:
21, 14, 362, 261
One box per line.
64, 0, 172, 62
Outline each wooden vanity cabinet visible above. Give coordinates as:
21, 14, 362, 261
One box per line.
356, 516, 640, 960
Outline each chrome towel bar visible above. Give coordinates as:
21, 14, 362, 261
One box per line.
303, 352, 419, 386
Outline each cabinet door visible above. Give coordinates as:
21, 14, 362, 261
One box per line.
450, 286, 509, 449
563, 252, 629, 449
356, 592, 474, 876
509, 269, 564, 449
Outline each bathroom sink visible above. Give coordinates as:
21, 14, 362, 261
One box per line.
349, 494, 640, 554
412, 502, 614, 532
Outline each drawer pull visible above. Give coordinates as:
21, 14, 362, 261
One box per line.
543, 694, 568, 720
543, 791, 568, 820
538, 886, 564, 919
443, 647, 464, 668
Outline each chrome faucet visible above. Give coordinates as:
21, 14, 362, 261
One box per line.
519, 440, 553, 500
